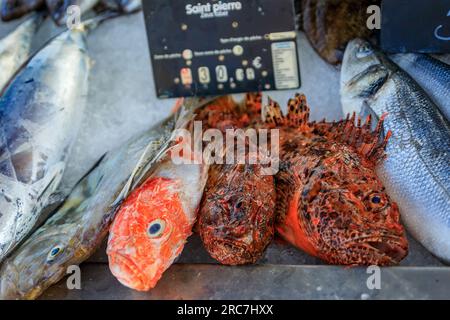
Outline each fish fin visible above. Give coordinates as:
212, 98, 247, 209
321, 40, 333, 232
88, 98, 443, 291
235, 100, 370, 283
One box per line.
245, 92, 263, 114
36, 161, 65, 204
326, 112, 391, 164
360, 102, 382, 133
263, 93, 310, 129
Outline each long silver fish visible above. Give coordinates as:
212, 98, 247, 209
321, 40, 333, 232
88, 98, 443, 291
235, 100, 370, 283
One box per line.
0, 23, 92, 263
0, 13, 43, 93
341, 39, 450, 264
0, 98, 207, 300
391, 54, 450, 122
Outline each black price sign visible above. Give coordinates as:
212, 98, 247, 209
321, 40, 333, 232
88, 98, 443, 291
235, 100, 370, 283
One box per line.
142, 0, 300, 98
381, 0, 450, 53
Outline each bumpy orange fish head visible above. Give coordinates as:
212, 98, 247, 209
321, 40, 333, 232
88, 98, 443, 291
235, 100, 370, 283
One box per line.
107, 177, 192, 291
297, 142, 408, 265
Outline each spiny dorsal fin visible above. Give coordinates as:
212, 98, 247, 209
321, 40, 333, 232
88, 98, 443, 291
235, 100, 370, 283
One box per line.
263, 93, 310, 128
328, 113, 391, 164
245, 92, 263, 114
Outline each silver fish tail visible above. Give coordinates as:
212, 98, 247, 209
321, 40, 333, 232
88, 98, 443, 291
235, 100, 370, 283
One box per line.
0, 13, 43, 93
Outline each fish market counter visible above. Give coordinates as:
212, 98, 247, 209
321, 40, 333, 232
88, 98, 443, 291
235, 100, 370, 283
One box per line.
1, 9, 449, 300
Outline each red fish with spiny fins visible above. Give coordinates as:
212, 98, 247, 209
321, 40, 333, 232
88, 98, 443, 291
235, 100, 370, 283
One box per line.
198, 93, 277, 265
264, 94, 408, 266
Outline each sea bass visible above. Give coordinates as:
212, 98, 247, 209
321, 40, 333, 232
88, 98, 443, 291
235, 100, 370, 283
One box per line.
198, 94, 277, 265
265, 94, 408, 265
0, 109, 183, 300
107, 99, 217, 291
0, 13, 43, 93
391, 53, 450, 122
0, 22, 93, 263
1, 0, 44, 21
341, 39, 450, 264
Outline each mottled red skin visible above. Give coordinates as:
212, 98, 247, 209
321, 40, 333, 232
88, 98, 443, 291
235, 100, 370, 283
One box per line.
199, 163, 276, 265
197, 94, 277, 265
265, 94, 408, 266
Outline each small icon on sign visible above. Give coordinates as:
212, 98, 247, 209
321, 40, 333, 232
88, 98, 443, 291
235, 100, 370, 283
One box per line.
236, 68, 245, 82
253, 56, 263, 69
246, 68, 256, 80
180, 68, 193, 85
233, 45, 244, 56
216, 65, 228, 83
182, 49, 193, 60
198, 67, 211, 84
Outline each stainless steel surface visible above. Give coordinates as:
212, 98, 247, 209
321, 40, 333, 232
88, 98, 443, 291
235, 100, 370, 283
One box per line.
41, 264, 450, 300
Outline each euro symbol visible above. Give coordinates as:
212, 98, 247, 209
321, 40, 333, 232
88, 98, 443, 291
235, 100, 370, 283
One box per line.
434, 9, 450, 41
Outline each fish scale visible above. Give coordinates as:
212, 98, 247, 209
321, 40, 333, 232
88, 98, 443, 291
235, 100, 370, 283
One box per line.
341, 39, 450, 264
391, 53, 450, 122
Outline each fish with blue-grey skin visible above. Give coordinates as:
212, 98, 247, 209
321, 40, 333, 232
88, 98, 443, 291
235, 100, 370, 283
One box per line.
391, 53, 450, 122
0, 98, 208, 300
1, 0, 44, 21
0, 20, 96, 263
0, 13, 43, 93
341, 39, 450, 264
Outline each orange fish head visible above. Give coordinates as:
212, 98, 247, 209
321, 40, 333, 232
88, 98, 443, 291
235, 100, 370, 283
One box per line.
298, 146, 408, 265
107, 178, 191, 291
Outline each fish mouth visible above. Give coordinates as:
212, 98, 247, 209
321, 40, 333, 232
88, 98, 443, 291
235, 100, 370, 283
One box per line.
343, 236, 408, 265
108, 252, 153, 292
206, 238, 258, 265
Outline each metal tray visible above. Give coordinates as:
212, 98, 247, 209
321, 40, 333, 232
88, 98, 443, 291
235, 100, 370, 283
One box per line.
1, 10, 448, 300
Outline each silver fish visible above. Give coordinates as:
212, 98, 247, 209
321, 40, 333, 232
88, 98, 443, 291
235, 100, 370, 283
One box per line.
391, 53, 450, 122
0, 25, 91, 263
340, 39, 450, 264
0, 13, 42, 93
0, 98, 207, 300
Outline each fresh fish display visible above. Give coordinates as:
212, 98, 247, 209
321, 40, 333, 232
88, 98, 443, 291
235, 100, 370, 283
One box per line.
0, 109, 182, 299
341, 39, 450, 264
107, 99, 215, 291
0, 13, 42, 93
264, 94, 408, 265
1, 0, 44, 22
0, 22, 94, 263
198, 94, 277, 265
391, 53, 450, 121
300, 0, 380, 65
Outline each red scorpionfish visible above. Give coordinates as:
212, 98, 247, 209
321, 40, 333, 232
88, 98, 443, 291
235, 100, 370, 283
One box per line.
198, 94, 277, 265
264, 94, 408, 266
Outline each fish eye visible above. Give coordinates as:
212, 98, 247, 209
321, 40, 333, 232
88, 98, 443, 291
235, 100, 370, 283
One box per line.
371, 196, 381, 204
47, 245, 63, 262
147, 219, 166, 238
366, 193, 387, 211
356, 45, 373, 58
